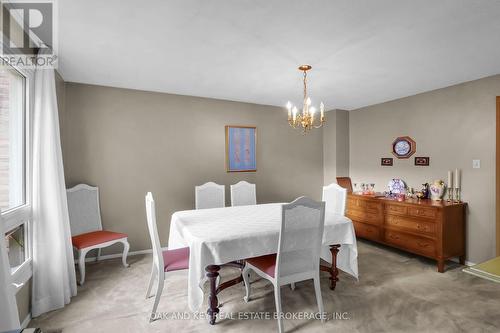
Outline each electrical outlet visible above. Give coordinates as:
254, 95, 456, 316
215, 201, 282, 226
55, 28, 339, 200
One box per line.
473, 160, 480, 169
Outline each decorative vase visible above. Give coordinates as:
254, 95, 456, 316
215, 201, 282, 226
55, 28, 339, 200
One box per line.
429, 180, 446, 201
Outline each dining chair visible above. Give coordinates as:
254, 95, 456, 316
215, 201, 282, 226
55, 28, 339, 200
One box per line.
322, 182, 347, 216
145, 192, 190, 322
242, 196, 326, 333
67, 184, 130, 285
195, 182, 225, 209
230, 181, 256, 206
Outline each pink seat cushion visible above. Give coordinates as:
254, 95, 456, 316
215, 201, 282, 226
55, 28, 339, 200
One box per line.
246, 253, 277, 278
72, 230, 128, 249
163, 247, 190, 272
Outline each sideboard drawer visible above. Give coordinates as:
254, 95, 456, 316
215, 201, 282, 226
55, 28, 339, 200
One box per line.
408, 207, 437, 220
366, 201, 382, 213
384, 230, 436, 257
353, 221, 380, 241
385, 204, 407, 216
385, 214, 436, 235
347, 197, 366, 211
347, 209, 381, 225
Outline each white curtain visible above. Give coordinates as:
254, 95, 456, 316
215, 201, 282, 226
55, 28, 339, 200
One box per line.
0, 215, 20, 331
31, 68, 77, 317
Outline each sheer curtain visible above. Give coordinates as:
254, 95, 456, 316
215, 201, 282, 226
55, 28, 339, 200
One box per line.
0, 215, 20, 331
31, 68, 77, 317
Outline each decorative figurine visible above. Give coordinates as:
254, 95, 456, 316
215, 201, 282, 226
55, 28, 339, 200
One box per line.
421, 183, 430, 199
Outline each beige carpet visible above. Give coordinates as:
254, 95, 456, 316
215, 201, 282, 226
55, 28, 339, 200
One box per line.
30, 240, 500, 333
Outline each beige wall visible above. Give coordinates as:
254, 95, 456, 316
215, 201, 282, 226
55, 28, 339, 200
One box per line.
349, 75, 500, 264
323, 109, 349, 185
61, 83, 324, 253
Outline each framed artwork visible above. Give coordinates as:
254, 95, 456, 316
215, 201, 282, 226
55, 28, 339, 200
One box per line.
381, 158, 393, 166
415, 156, 430, 166
392, 136, 416, 159
225, 125, 257, 172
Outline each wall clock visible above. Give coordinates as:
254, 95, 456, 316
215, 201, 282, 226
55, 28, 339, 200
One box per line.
392, 136, 416, 159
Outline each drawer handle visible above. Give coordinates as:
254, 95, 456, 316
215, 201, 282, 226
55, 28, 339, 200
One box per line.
417, 242, 429, 248
389, 234, 400, 240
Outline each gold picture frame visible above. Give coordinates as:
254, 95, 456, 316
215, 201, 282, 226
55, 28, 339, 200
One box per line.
225, 125, 257, 172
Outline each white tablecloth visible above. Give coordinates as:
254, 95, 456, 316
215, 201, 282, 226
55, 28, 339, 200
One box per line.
168, 203, 358, 312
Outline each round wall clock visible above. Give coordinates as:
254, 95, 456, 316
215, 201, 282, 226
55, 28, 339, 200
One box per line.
392, 136, 416, 159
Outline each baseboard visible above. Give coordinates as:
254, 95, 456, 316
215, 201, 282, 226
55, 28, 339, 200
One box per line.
77, 247, 167, 263
21, 312, 31, 329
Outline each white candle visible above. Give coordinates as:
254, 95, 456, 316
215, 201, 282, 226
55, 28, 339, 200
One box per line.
447, 170, 453, 189
320, 102, 325, 119
454, 168, 460, 189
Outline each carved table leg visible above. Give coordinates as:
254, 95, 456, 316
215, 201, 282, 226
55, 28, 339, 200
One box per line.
437, 258, 445, 273
329, 245, 340, 290
206, 265, 220, 325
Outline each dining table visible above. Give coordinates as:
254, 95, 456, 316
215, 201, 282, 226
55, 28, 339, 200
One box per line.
168, 203, 358, 325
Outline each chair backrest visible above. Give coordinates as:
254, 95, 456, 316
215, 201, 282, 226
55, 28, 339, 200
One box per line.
322, 183, 347, 216
336, 177, 353, 193
145, 192, 165, 275
230, 181, 256, 206
195, 182, 225, 209
276, 197, 325, 279
66, 184, 103, 236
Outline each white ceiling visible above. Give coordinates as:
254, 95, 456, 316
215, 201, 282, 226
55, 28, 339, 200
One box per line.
58, 0, 500, 110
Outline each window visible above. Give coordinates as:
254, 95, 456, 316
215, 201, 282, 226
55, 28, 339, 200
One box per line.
0, 65, 25, 212
5, 224, 26, 270
0, 62, 31, 286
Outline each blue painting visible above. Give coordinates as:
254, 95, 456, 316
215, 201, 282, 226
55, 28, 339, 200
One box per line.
226, 126, 256, 172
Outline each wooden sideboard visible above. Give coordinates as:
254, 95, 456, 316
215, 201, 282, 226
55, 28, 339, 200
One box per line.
346, 193, 466, 272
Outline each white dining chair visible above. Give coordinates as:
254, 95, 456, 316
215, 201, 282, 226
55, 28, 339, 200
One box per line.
67, 184, 130, 285
242, 196, 326, 333
145, 192, 190, 322
322, 182, 347, 216
195, 182, 225, 209
230, 181, 256, 206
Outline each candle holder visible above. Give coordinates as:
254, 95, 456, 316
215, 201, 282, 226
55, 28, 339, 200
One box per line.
447, 188, 453, 202
454, 188, 461, 203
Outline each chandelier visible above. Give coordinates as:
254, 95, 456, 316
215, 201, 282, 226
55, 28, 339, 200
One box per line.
286, 65, 325, 133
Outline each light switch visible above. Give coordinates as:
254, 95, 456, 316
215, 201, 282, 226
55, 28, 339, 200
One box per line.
473, 160, 480, 169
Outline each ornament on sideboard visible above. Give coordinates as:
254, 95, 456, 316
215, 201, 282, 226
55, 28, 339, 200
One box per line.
421, 183, 430, 199
447, 169, 462, 202
429, 180, 446, 201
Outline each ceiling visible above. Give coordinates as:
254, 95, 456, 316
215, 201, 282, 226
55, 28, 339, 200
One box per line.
58, 0, 500, 110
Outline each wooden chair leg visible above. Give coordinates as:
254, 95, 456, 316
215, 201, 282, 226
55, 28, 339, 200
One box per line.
242, 265, 251, 302
274, 284, 284, 333
121, 240, 130, 268
78, 249, 89, 285
146, 265, 156, 299
314, 274, 325, 323
150, 273, 164, 322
